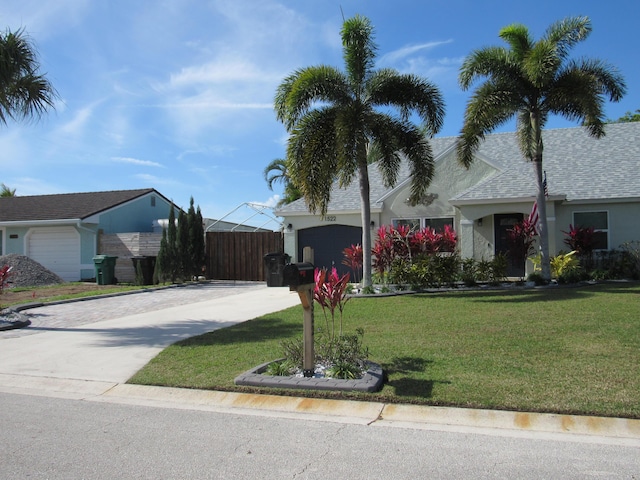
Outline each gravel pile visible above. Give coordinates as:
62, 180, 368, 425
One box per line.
0, 254, 65, 288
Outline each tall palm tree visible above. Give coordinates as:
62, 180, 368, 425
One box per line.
0, 27, 58, 125
263, 158, 302, 207
275, 15, 445, 288
457, 16, 625, 281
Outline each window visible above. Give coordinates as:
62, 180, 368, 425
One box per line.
392, 218, 420, 230
425, 217, 454, 233
391, 217, 454, 232
150, 196, 156, 207
574, 211, 608, 250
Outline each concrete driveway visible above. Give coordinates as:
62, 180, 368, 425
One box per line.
0, 282, 299, 386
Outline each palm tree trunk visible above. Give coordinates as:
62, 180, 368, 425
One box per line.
534, 159, 551, 281
358, 161, 373, 288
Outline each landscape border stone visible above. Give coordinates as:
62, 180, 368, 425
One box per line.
234, 360, 384, 393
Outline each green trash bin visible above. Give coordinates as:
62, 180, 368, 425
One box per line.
93, 255, 118, 285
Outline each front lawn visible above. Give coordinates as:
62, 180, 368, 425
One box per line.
128, 282, 640, 418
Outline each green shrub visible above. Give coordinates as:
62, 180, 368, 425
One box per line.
264, 359, 297, 376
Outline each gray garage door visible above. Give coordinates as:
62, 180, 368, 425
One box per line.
297, 225, 362, 278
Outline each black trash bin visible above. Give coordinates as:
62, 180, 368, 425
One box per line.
132, 256, 157, 285
264, 252, 290, 287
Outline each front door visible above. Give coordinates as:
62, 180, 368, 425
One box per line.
494, 213, 524, 278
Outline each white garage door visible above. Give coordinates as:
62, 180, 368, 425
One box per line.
28, 227, 81, 281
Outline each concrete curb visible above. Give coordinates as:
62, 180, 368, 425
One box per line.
90, 382, 640, 441
1, 375, 639, 442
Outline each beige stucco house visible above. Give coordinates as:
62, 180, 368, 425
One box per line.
276, 122, 640, 277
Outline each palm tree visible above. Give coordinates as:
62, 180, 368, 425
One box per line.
263, 158, 302, 207
457, 16, 625, 281
0, 183, 15, 196
0, 27, 58, 125
274, 15, 445, 288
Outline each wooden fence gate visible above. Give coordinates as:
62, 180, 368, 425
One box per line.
206, 231, 284, 281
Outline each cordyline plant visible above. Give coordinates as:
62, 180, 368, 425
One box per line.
372, 224, 458, 281
313, 267, 351, 341
507, 218, 537, 277
0, 265, 13, 310
563, 224, 595, 256
342, 244, 363, 283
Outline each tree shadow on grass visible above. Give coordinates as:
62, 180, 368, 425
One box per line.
412, 281, 640, 304
382, 356, 451, 398
175, 316, 300, 347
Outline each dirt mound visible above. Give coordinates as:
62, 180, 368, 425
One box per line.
0, 254, 65, 288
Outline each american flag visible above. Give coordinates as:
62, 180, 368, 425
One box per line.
529, 200, 540, 235
529, 172, 548, 235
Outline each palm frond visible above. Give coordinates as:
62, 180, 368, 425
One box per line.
498, 23, 533, 61
459, 46, 515, 90
543, 16, 591, 61
274, 66, 349, 131
286, 107, 340, 215
0, 28, 58, 124
341, 15, 376, 90
367, 70, 445, 135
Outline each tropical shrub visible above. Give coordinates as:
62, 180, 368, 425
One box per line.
563, 224, 595, 256
342, 243, 363, 283
372, 224, 459, 283
313, 267, 351, 340
264, 359, 297, 376
0, 265, 13, 309
507, 218, 537, 276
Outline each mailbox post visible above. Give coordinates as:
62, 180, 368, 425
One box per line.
282, 247, 315, 377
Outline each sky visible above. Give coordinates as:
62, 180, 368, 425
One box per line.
1, 0, 638, 230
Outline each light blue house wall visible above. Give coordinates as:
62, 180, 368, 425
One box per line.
0, 190, 181, 281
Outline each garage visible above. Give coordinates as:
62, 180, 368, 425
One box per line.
27, 226, 81, 281
297, 225, 362, 277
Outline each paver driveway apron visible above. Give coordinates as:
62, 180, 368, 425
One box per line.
0, 282, 299, 386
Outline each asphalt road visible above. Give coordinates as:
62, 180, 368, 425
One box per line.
1, 391, 638, 480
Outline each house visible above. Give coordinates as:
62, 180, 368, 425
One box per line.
0, 188, 178, 281
276, 122, 640, 277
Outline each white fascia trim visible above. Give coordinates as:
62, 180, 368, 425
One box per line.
561, 196, 640, 206
0, 219, 82, 228
277, 207, 383, 217
451, 194, 566, 207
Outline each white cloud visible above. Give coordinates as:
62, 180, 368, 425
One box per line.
251, 194, 280, 208
379, 40, 453, 66
55, 102, 98, 137
111, 157, 164, 168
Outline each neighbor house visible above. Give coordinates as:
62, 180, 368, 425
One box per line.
276, 122, 640, 277
0, 188, 178, 281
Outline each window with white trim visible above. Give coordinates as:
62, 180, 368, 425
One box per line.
391, 217, 454, 232
392, 218, 420, 230
573, 211, 608, 250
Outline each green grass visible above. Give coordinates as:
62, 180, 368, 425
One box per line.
128, 282, 640, 418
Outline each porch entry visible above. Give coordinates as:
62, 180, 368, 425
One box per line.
494, 213, 524, 278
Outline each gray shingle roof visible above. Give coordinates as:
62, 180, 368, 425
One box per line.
277, 122, 640, 213
0, 188, 159, 222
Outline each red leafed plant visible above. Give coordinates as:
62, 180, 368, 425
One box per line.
371, 225, 413, 278
563, 224, 595, 256
313, 267, 351, 341
507, 218, 537, 276
0, 265, 13, 310
342, 244, 363, 283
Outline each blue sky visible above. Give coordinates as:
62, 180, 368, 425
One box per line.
1, 0, 637, 229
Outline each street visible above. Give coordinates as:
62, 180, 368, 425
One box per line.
1, 391, 638, 479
